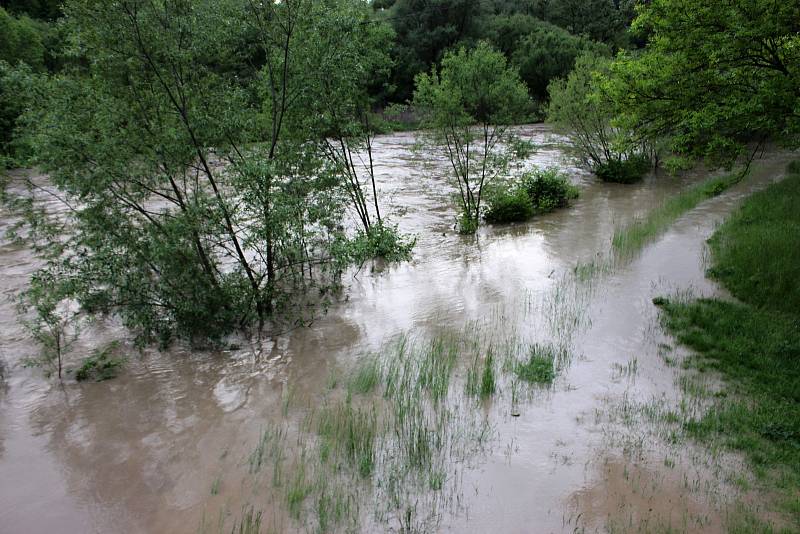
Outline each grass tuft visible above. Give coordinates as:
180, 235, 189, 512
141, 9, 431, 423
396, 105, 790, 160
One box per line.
348, 355, 381, 395
514, 344, 556, 384
316, 397, 377, 478
466, 350, 496, 398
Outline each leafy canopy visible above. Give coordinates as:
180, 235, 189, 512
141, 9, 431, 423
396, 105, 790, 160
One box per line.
609, 0, 800, 165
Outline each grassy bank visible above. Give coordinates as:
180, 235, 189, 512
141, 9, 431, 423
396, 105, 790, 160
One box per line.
655, 163, 800, 526
613, 171, 743, 255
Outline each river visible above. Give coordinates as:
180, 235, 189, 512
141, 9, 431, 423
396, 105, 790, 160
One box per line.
0, 125, 793, 533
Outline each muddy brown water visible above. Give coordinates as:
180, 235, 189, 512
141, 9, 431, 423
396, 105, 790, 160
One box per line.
0, 125, 794, 533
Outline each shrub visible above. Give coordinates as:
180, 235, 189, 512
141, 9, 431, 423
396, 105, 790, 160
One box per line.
594, 154, 651, 184
483, 185, 534, 223
457, 212, 479, 234
345, 223, 415, 263
521, 167, 579, 213
75, 342, 124, 381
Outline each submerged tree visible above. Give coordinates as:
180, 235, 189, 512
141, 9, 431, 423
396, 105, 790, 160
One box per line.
303, 0, 393, 233
547, 53, 649, 182
18, 268, 79, 380
12, 0, 405, 347
413, 42, 530, 233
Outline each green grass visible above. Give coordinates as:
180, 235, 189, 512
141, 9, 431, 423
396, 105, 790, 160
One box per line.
229, 506, 262, 534
466, 350, 496, 398
286, 460, 313, 519
348, 355, 381, 395
655, 164, 800, 526
705, 171, 800, 315
418, 336, 458, 401
316, 397, 377, 478
514, 344, 556, 384
613, 171, 742, 254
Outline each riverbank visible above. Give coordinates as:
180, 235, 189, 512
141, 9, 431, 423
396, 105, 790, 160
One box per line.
656, 161, 800, 529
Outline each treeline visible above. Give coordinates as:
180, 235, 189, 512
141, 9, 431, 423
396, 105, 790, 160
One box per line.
0, 0, 640, 165
375, 0, 637, 102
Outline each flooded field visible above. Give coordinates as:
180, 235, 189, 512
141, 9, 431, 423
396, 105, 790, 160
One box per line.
0, 125, 794, 533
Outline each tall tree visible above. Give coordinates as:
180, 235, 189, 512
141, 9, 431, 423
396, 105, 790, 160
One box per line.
510, 19, 608, 101
388, 0, 481, 102
548, 53, 647, 180
14, 0, 374, 344
303, 0, 395, 232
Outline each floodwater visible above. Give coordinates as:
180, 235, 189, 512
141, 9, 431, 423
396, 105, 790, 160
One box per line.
0, 125, 794, 533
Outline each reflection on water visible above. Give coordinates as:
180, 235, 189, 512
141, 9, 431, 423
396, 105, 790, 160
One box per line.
0, 124, 793, 533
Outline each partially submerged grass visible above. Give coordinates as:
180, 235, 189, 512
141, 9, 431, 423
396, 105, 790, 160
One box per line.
466, 350, 496, 398
514, 344, 556, 384
655, 164, 800, 525
286, 458, 314, 519
249, 425, 286, 475
316, 396, 377, 478
613, 171, 743, 255
226, 250, 599, 533
656, 298, 800, 504
418, 336, 458, 402
348, 355, 381, 395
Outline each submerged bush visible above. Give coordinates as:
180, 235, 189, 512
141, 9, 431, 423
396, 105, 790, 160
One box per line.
483, 167, 579, 224
342, 223, 415, 264
521, 167, 579, 213
75, 342, 124, 381
457, 212, 480, 234
483, 185, 534, 223
594, 154, 650, 184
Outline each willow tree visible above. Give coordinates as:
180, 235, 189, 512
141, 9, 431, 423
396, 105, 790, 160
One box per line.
413, 42, 530, 233
14, 0, 377, 345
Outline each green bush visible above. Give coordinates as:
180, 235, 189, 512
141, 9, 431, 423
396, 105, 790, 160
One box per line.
344, 222, 415, 263
75, 342, 124, 381
594, 154, 651, 184
483, 167, 579, 224
483, 185, 534, 223
521, 167, 579, 213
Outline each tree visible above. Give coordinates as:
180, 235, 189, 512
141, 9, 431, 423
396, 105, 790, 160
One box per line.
413, 42, 530, 232
511, 20, 608, 101
0, 7, 46, 69
1, 0, 62, 20
14, 0, 385, 345
609, 0, 800, 166
0, 61, 43, 163
387, 0, 482, 102
479, 13, 542, 58
547, 53, 647, 180
303, 0, 394, 232
18, 268, 80, 380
